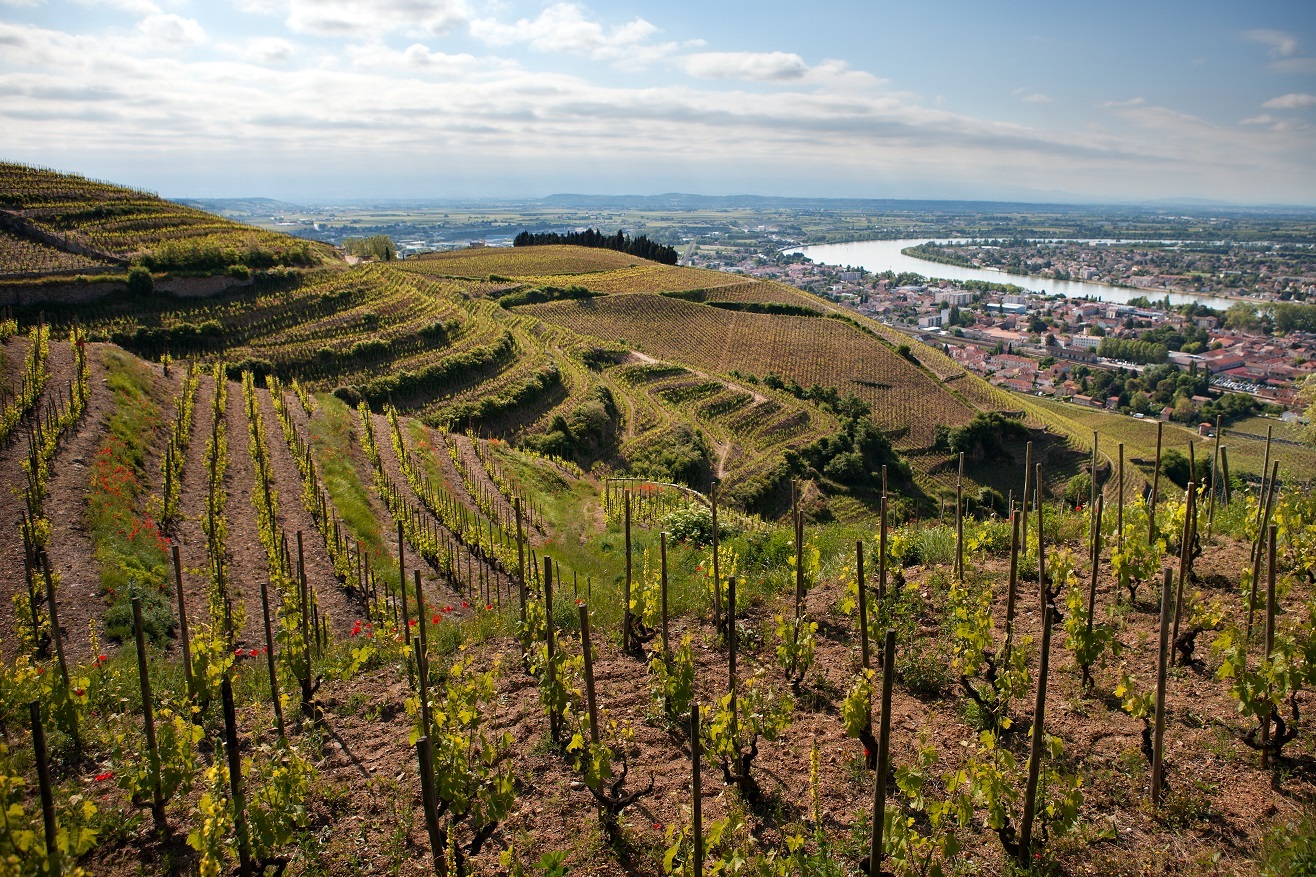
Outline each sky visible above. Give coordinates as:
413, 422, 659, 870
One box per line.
1, 0, 1314, 204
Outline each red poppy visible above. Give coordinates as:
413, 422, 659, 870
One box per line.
485, 604, 493, 611
462, 601, 469, 608
74, 688, 84, 697
95, 772, 114, 782
432, 614, 440, 624
444, 605, 452, 612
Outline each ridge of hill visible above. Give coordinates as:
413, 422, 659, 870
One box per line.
0, 162, 338, 281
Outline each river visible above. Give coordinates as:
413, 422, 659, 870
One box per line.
786, 239, 1240, 311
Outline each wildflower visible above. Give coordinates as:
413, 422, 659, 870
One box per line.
234, 648, 243, 657
408, 619, 417, 627
249, 649, 259, 658
485, 604, 492, 611
94, 772, 114, 782
444, 605, 452, 612
96, 654, 108, 665
74, 688, 84, 697
432, 614, 440, 624
462, 600, 469, 608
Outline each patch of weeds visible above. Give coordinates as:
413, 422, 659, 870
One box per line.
1257, 805, 1316, 877
1157, 779, 1217, 830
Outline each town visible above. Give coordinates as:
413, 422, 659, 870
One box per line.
695, 247, 1316, 426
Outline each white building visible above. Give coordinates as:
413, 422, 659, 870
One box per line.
935, 290, 973, 306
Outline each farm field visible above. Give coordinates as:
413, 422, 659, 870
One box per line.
0, 331, 1312, 877
0, 169, 1315, 877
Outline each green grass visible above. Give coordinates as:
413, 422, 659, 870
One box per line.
308, 393, 399, 590
90, 349, 173, 643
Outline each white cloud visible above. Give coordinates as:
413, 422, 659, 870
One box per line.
0, 0, 45, 7
1099, 97, 1145, 108
679, 51, 809, 82
1, 17, 1313, 203
1263, 93, 1316, 109
1270, 57, 1316, 74
286, 0, 469, 38
1240, 114, 1276, 125
470, 3, 671, 64
236, 36, 295, 64
1013, 88, 1051, 103
1244, 28, 1299, 58
137, 14, 205, 47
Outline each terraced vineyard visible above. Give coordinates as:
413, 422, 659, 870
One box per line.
1, 169, 1315, 877
0, 162, 336, 277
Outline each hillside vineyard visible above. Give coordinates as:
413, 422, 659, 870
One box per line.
0, 164, 1313, 877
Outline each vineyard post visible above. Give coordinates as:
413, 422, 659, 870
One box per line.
1018, 555, 1055, 865
297, 531, 313, 714
1207, 415, 1222, 542
1036, 464, 1046, 611
711, 481, 722, 630
624, 493, 632, 653
1082, 495, 1105, 691
258, 576, 285, 742
22, 520, 40, 650
131, 597, 166, 832
691, 703, 704, 877
40, 553, 70, 695
1170, 484, 1195, 663
1246, 461, 1280, 641
221, 676, 254, 875
579, 605, 600, 744
544, 556, 559, 744
1117, 443, 1125, 549
857, 540, 869, 670
1004, 510, 1020, 655
1252, 426, 1273, 564
415, 736, 443, 877
879, 494, 888, 604
1262, 524, 1278, 769
867, 628, 897, 877
1149, 421, 1163, 543
955, 452, 965, 582
414, 570, 431, 724
1219, 447, 1231, 506
660, 533, 670, 663
882, 463, 887, 498
398, 520, 407, 625
1089, 431, 1099, 552
1021, 441, 1033, 542
29, 701, 59, 874
727, 575, 739, 782
1152, 567, 1172, 805
794, 498, 805, 621
173, 545, 194, 699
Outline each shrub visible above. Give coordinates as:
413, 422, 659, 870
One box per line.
126, 265, 153, 295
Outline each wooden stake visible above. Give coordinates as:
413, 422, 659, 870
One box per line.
1082, 495, 1104, 690
1170, 483, 1195, 664
1004, 510, 1020, 656
1262, 524, 1278, 769
711, 480, 722, 628
415, 736, 443, 876
1252, 425, 1273, 563
173, 545, 193, 699
623, 493, 632, 653
544, 556, 558, 744
660, 533, 670, 662
1149, 421, 1163, 543
868, 629, 897, 877
878, 495, 888, 604
691, 704, 704, 877
1117, 443, 1124, 549
221, 677, 254, 876
131, 597, 165, 831
1219, 446, 1231, 505
258, 576, 285, 742
955, 452, 965, 582
1207, 415, 1222, 542
579, 604, 599, 744
1152, 566, 1172, 805
1018, 566, 1055, 863
857, 540, 869, 671
30, 701, 59, 875
1021, 441, 1033, 549
1247, 461, 1280, 641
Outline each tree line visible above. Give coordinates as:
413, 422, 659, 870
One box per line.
513, 228, 678, 264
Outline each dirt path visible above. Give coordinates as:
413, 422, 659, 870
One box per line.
0, 339, 76, 655
168, 373, 218, 646
221, 380, 281, 647
257, 387, 359, 634
40, 343, 113, 663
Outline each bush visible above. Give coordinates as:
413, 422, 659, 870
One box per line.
227, 264, 251, 280
1063, 473, 1092, 508
104, 586, 175, 646
126, 265, 153, 296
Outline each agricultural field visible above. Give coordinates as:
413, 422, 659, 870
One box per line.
1, 170, 1316, 876
0, 229, 114, 276
0, 163, 337, 275
0, 328, 1314, 877
403, 245, 646, 278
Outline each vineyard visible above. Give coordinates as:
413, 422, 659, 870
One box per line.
0, 327, 1312, 877
0, 163, 336, 279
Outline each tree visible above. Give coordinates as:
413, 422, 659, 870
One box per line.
1302, 375, 1316, 447
1224, 302, 1262, 333
126, 265, 153, 296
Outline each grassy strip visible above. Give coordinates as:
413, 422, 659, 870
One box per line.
90, 349, 173, 643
